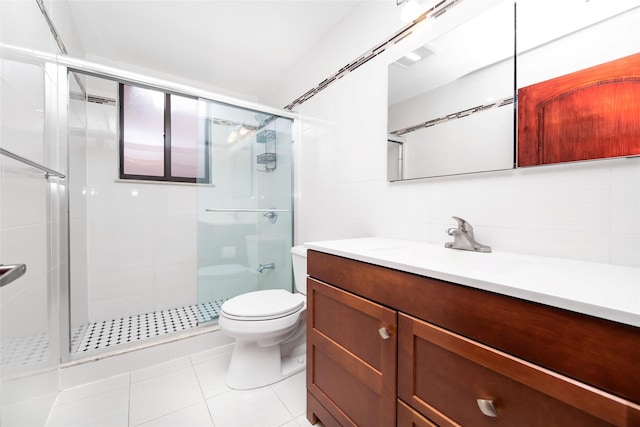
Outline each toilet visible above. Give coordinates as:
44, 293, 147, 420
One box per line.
218, 245, 308, 389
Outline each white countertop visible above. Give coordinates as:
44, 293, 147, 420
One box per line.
305, 237, 640, 328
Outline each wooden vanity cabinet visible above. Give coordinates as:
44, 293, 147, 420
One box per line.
306, 250, 640, 427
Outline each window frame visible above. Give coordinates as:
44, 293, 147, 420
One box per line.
118, 83, 210, 184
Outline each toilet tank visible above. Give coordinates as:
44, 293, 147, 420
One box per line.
290, 245, 308, 295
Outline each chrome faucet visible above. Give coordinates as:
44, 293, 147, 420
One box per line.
257, 262, 275, 273
445, 216, 492, 253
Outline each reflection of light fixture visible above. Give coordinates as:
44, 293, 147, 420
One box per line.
227, 125, 253, 143
404, 52, 422, 62
227, 129, 238, 143
397, 0, 445, 23
393, 45, 434, 68
398, 0, 421, 22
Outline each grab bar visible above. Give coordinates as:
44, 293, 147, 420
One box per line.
205, 208, 289, 213
0, 264, 27, 288
0, 148, 66, 179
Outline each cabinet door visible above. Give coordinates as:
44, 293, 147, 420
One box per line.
307, 278, 397, 427
398, 314, 640, 427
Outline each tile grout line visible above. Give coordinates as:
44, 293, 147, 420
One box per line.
271, 383, 299, 425
127, 373, 132, 427
190, 356, 218, 426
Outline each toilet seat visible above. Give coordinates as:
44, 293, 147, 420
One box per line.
221, 289, 305, 321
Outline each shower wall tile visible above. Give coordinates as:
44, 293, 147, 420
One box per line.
1, 269, 49, 337
0, 223, 47, 303
89, 213, 155, 244
154, 239, 197, 267
153, 185, 198, 216
88, 184, 157, 217
155, 285, 196, 313
1, 59, 46, 118
90, 292, 156, 322
0, 72, 46, 163
153, 214, 197, 242
0, 162, 48, 229
89, 267, 155, 301
155, 263, 197, 311
89, 241, 155, 273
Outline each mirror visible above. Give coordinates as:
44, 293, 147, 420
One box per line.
387, 0, 515, 181
516, 0, 640, 167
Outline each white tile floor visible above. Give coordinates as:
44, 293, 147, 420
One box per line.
46, 346, 320, 427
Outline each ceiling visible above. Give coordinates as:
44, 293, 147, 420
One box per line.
66, 1, 363, 101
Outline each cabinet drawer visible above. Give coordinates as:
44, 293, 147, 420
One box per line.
398, 399, 440, 427
398, 314, 640, 427
307, 278, 397, 427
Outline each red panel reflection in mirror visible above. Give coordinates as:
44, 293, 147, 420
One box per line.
518, 52, 640, 167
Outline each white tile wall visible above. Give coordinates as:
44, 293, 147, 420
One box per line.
286, 0, 640, 268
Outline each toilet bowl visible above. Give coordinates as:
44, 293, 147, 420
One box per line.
218, 245, 308, 389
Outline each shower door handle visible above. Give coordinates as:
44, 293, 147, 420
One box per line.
0, 264, 27, 288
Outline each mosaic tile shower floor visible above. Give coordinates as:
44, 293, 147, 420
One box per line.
72, 300, 226, 353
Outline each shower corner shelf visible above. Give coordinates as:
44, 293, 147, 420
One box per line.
257, 129, 276, 143
256, 127, 277, 172
257, 153, 277, 164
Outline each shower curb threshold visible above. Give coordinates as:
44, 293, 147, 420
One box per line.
62, 323, 222, 368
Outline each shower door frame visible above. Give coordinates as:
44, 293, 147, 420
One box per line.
47, 51, 298, 364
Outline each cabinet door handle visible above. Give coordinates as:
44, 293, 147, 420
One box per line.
477, 399, 498, 417
378, 327, 391, 340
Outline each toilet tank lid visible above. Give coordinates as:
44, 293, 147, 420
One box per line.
291, 245, 307, 256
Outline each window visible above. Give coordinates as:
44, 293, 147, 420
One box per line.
119, 84, 209, 183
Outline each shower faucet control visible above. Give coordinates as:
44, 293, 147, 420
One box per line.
263, 211, 278, 224
257, 263, 275, 273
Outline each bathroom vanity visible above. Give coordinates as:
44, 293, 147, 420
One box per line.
304, 238, 640, 426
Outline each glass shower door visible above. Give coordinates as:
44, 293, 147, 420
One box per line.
196, 100, 293, 324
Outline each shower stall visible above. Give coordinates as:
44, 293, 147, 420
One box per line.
67, 72, 293, 358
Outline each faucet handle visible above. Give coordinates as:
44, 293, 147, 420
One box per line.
451, 216, 474, 238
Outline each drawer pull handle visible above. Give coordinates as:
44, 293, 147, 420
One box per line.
477, 399, 498, 417
378, 327, 391, 340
